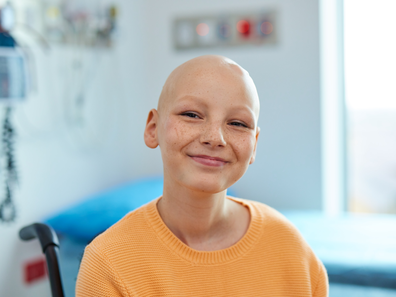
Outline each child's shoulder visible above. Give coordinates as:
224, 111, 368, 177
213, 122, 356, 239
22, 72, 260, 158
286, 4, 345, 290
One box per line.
232, 197, 320, 263
230, 196, 309, 244
229, 196, 293, 223
86, 198, 158, 254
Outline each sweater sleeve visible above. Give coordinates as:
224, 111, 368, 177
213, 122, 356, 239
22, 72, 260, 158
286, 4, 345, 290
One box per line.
313, 262, 329, 297
76, 245, 130, 297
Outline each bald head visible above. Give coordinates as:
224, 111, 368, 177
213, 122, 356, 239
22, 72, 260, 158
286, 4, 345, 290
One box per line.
157, 55, 260, 122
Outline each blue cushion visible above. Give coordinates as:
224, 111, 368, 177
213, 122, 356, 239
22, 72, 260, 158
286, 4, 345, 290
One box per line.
282, 211, 396, 289
44, 176, 237, 242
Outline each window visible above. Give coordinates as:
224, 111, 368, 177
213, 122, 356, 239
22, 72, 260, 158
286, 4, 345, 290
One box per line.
345, 0, 396, 213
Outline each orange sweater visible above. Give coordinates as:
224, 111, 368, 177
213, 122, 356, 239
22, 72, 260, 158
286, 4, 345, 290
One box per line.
76, 197, 328, 296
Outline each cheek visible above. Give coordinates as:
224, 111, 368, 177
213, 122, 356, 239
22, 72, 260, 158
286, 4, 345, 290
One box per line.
160, 118, 195, 152
232, 134, 256, 160
163, 119, 180, 143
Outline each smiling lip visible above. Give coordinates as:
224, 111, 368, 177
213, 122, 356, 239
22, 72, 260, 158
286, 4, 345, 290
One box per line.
189, 155, 228, 167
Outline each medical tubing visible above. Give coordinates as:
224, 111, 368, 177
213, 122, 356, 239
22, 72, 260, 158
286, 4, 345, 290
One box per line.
19, 223, 65, 297
0, 106, 18, 223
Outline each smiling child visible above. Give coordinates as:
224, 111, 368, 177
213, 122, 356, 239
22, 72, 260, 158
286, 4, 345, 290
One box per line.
76, 55, 329, 296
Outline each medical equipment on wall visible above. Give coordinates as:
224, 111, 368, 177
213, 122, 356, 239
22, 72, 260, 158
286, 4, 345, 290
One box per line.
13, 0, 119, 149
57, 1, 119, 150
173, 10, 277, 50
0, 1, 118, 222
0, 2, 28, 223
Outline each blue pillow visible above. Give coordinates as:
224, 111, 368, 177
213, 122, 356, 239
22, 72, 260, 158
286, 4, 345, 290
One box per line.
45, 176, 237, 242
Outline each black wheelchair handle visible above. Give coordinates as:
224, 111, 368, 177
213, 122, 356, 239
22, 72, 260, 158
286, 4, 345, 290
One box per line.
19, 223, 60, 254
19, 223, 65, 297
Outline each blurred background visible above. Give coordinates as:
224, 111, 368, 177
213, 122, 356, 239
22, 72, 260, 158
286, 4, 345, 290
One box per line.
0, 0, 395, 296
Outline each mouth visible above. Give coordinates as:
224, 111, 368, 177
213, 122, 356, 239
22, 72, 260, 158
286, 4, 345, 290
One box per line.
188, 155, 229, 167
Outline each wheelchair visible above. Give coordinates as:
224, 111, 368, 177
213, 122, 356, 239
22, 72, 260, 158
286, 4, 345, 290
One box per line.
19, 223, 65, 297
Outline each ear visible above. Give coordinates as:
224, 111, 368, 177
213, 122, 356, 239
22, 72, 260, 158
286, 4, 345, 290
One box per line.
249, 126, 260, 165
144, 109, 160, 149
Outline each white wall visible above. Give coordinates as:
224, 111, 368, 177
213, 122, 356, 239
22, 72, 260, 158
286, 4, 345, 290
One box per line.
142, 0, 322, 210
0, 0, 323, 295
0, 0, 161, 296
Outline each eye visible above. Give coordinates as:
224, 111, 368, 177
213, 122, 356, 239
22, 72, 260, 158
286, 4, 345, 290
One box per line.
229, 121, 248, 128
181, 112, 201, 119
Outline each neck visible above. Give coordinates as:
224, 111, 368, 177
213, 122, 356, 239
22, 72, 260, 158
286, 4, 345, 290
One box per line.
157, 181, 234, 250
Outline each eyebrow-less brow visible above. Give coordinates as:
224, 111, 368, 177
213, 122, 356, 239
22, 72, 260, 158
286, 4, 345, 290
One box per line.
174, 95, 206, 104
175, 95, 255, 112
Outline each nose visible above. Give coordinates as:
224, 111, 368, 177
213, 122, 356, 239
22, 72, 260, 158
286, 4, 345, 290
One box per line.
200, 121, 226, 147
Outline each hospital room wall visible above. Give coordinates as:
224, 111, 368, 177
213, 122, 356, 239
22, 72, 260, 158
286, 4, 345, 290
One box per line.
0, 1, 161, 296
0, 0, 322, 295
141, 0, 322, 210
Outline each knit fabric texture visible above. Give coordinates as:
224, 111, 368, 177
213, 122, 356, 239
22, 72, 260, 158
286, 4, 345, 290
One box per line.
76, 197, 329, 296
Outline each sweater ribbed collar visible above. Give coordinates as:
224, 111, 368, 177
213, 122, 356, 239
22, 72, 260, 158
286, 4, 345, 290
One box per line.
144, 196, 264, 265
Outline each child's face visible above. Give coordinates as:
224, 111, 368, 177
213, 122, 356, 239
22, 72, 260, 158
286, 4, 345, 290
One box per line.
145, 57, 260, 194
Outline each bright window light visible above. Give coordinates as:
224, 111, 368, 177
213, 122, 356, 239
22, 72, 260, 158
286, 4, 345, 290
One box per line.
345, 0, 396, 110
345, 0, 396, 214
